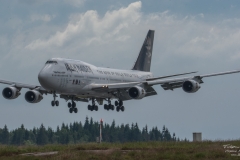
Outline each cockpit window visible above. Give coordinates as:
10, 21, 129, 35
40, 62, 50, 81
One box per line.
46, 61, 58, 64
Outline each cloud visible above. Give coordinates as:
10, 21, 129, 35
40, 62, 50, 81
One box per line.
25, 1, 142, 50
139, 12, 240, 62
4, 1, 240, 68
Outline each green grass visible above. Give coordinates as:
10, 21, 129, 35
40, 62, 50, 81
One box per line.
0, 141, 239, 160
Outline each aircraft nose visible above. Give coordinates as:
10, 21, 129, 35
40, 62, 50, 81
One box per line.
38, 70, 48, 88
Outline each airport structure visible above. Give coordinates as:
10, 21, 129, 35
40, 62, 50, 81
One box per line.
96, 119, 103, 143
100, 119, 103, 143
193, 132, 202, 142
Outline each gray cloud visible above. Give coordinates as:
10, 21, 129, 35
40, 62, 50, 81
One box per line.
25, 1, 142, 50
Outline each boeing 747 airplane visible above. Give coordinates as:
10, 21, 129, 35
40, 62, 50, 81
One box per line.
1, 30, 240, 113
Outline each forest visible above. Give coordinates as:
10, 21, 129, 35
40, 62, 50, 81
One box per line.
0, 117, 178, 145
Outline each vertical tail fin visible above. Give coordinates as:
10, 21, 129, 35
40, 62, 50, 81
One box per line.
132, 30, 154, 72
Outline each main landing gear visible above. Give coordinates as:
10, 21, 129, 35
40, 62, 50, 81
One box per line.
115, 100, 124, 112
103, 99, 124, 112
68, 98, 78, 113
104, 98, 115, 111
51, 92, 59, 107
88, 99, 98, 111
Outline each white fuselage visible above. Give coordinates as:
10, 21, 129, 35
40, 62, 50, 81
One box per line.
38, 58, 153, 99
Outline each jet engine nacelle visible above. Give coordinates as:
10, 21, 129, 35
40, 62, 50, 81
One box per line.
182, 80, 201, 93
25, 90, 43, 103
128, 86, 146, 99
2, 87, 21, 99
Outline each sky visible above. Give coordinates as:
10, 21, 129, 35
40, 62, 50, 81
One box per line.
1, 0, 240, 141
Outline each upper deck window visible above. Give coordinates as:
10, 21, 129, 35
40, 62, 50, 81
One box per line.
46, 61, 58, 64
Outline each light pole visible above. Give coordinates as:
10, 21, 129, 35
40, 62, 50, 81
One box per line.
100, 119, 103, 143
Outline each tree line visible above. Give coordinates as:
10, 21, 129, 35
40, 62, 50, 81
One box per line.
0, 117, 179, 145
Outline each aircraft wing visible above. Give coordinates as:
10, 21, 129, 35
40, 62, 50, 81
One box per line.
0, 79, 50, 93
147, 70, 240, 90
91, 70, 240, 92
146, 71, 197, 81
90, 71, 197, 91
91, 82, 157, 100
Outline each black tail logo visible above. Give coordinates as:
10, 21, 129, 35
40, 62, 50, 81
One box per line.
132, 30, 154, 72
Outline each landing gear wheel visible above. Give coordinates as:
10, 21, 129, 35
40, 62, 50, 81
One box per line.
116, 106, 120, 112
94, 105, 98, 111
69, 108, 73, 113
107, 104, 110, 111
51, 101, 55, 107
74, 108, 78, 113
91, 105, 94, 111
111, 105, 115, 110
119, 100, 123, 106
68, 102, 72, 108
115, 101, 119, 106
104, 104, 107, 110
88, 105, 91, 110
121, 106, 125, 112
55, 100, 59, 106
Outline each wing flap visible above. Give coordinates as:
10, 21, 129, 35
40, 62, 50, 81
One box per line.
60, 95, 89, 102
91, 82, 141, 91
145, 86, 157, 96
161, 82, 183, 90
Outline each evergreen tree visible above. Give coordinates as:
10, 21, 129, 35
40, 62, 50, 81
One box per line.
36, 124, 48, 145
2, 125, 9, 144
2, 117, 180, 145
133, 123, 141, 141
28, 130, 36, 144
124, 124, 131, 142
164, 128, 171, 141
47, 127, 54, 143
84, 117, 89, 130
142, 125, 149, 141
11, 124, 26, 145
109, 120, 117, 142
